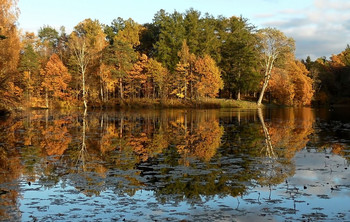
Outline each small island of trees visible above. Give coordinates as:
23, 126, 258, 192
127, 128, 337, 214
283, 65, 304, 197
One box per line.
1, 0, 349, 113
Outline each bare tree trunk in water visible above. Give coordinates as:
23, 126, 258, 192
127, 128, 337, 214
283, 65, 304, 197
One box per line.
100, 84, 104, 102
120, 114, 124, 138
258, 108, 276, 158
119, 78, 124, 99
77, 109, 88, 171
45, 88, 49, 108
237, 109, 241, 125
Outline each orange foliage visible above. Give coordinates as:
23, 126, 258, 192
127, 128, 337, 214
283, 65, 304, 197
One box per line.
175, 114, 223, 163
269, 68, 294, 105
100, 124, 119, 154
0, 0, 21, 110
126, 54, 148, 97
267, 108, 314, 159
41, 54, 71, 104
127, 133, 150, 161
330, 53, 345, 68
289, 60, 314, 106
146, 58, 168, 98
99, 63, 116, 91
194, 54, 223, 98
40, 119, 72, 156
0, 115, 23, 220
269, 55, 313, 106
173, 40, 195, 98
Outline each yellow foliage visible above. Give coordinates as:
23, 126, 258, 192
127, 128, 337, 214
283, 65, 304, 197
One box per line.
194, 54, 223, 98
41, 54, 71, 100
269, 55, 313, 106
114, 18, 144, 48
269, 68, 294, 105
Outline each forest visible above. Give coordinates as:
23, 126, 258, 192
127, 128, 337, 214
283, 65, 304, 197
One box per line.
1, 0, 349, 112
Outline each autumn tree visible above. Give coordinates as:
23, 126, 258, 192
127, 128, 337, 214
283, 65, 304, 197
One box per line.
288, 59, 314, 106
40, 54, 71, 108
268, 54, 313, 106
69, 32, 89, 109
256, 28, 295, 106
268, 68, 294, 105
114, 18, 144, 49
146, 58, 169, 98
0, 0, 21, 112
193, 54, 223, 98
126, 54, 148, 98
68, 19, 107, 109
98, 63, 115, 103
174, 40, 196, 99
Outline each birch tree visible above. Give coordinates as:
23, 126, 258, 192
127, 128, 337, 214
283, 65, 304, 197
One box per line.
256, 28, 295, 106
68, 19, 107, 109
69, 32, 89, 109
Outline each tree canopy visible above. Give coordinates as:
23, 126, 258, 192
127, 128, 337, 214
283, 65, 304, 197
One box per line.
3, 6, 349, 111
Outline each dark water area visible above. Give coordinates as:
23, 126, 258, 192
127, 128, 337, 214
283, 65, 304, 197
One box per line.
0, 107, 349, 221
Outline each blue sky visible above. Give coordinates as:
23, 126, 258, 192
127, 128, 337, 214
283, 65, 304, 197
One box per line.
18, 0, 350, 59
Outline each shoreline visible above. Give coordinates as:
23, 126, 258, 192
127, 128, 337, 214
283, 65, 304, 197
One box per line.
3, 98, 350, 116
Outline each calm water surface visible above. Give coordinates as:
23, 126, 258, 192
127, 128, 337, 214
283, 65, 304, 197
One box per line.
0, 107, 349, 221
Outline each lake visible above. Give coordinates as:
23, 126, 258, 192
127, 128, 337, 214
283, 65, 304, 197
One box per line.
0, 107, 349, 221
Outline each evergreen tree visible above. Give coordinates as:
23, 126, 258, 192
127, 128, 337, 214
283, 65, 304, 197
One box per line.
138, 23, 160, 57
219, 16, 259, 100
38, 25, 59, 58
102, 40, 137, 99
18, 43, 40, 104
154, 10, 186, 71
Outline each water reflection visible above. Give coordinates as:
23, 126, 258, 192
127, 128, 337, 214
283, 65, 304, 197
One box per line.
0, 108, 349, 221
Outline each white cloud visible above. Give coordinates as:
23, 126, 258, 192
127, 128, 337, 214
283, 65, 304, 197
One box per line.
254, 0, 350, 59
314, 0, 350, 10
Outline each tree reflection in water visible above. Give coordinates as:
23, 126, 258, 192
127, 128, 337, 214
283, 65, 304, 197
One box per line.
1, 107, 348, 221
75, 110, 88, 172
258, 108, 275, 159
0, 115, 23, 221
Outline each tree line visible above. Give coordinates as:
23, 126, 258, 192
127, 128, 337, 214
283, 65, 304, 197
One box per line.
0, 0, 348, 111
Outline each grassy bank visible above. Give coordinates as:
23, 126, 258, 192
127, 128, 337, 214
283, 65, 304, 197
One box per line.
117, 98, 262, 109
16, 98, 262, 112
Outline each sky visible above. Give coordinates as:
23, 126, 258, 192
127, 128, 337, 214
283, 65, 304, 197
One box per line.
17, 0, 350, 60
